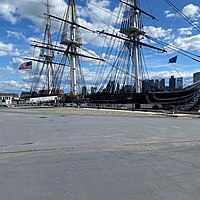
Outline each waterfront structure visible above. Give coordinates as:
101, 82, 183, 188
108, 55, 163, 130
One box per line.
0, 93, 18, 106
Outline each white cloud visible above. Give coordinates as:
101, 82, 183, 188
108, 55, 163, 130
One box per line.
86, 0, 118, 27
0, 80, 30, 93
1, 0, 121, 50
0, 3, 19, 24
7, 31, 27, 41
177, 27, 192, 35
0, 41, 20, 57
165, 10, 176, 18
0, 41, 13, 51
0, 66, 15, 74
5, 80, 19, 88
165, 4, 200, 21
22, 75, 34, 83
182, 4, 200, 20
80, 49, 102, 65
0, 0, 67, 31
172, 34, 200, 52
11, 57, 24, 66
144, 26, 172, 39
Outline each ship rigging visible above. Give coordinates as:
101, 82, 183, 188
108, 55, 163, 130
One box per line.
23, 0, 200, 111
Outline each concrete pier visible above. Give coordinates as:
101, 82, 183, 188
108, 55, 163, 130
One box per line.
0, 108, 200, 200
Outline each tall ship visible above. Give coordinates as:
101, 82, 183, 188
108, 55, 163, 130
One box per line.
23, 0, 200, 111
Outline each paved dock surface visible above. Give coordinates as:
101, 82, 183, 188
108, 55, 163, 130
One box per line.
0, 108, 200, 199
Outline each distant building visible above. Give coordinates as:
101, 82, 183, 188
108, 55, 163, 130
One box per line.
176, 77, 183, 90
91, 87, 95, 94
82, 85, 87, 94
142, 79, 155, 92
124, 85, 134, 92
169, 76, 176, 91
0, 93, 19, 106
160, 79, 165, 91
155, 79, 160, 90
193, 72, 200, 83
149, 80, 155, 91
106, 81, 116, 93
142, 80, 149, 93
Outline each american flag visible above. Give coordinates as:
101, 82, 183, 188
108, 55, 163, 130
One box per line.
19, 61, 32, 70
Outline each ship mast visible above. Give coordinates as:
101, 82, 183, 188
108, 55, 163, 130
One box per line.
61, 0, 81, 95
37, 0, 105, 96
30, 0, 55, 94
45, 0, 54, 93
133, 0, 141, 93
120, 0, 142, 93
70, 0, 77, 95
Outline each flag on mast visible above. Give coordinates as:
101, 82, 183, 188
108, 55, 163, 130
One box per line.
19, 61, 32, 70
169, 56, 178, 63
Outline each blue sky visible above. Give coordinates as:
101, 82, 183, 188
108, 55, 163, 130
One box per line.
0, 0, 200, 94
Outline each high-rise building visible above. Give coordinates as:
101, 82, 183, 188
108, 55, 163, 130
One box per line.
169, 76, 176, 91
91, 87, 95, 94
176, 77, 183, 90
193, 72, 200, 83
149, 79, 155, 91
142, 80, 149, 92
82, 85, 87, 94
142, 79, 155, 92
155, 79, 160, 90
160, 79, 165, 91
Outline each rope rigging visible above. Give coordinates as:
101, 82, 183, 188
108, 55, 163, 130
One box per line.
29, 0, 200, 101
163, 0, 200, 33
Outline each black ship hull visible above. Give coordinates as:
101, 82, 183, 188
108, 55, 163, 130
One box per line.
87, 82, 200, 111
